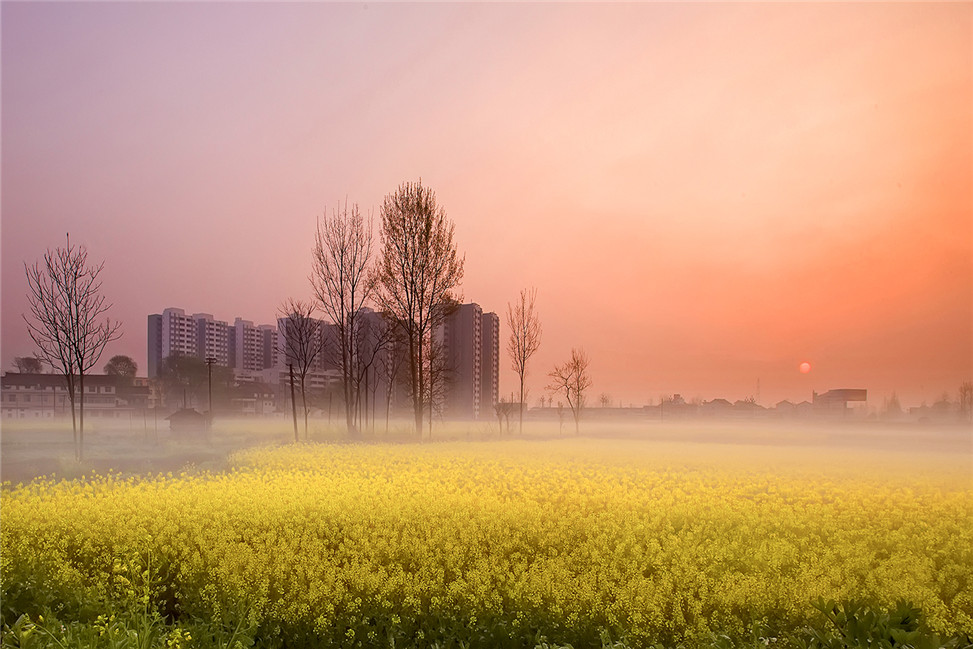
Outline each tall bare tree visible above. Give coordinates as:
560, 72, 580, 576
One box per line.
374, 180, 465, 438
379, 321, 408, 435
278, 298, 327, 442
424, 332, 454, 440
24, 234, 121, 461
349, 311, 395, 433
506, 287, 542, 434
546, 348, 591, 435
311, 201, 375, 436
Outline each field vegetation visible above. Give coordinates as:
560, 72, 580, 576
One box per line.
1, 421, 971, 648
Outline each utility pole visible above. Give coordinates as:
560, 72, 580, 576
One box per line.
205, 357, 216, 415
206, 356, 216, 437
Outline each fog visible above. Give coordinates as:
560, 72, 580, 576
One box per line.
3, 415, 969, 487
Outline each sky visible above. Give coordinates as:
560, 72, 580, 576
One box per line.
2, 2, 971, 409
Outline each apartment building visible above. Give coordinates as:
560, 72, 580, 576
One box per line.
194, 313, 229, 367
434, 303, 500, 421
148, 308, 277, 378
480, 311, 500, 416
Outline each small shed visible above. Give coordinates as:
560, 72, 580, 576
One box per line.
165, 408, 210, 433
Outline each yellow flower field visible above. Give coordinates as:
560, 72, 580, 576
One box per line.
2, 435, 971, 648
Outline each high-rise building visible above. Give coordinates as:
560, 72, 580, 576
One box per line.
147, 314, 162, 378
233, 318, 265, 372
148, 307, 276, 379
194, 313, 229, 367
163, 307, 198, 358
440, 303, 485, 420
259, 324, 279, 370
480, 311, 500, 416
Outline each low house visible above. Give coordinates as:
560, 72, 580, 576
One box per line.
1, 372, 150, 419
813, 389, 868, 416
165, 408, 210, 433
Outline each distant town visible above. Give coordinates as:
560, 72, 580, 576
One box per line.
3, 304, 967, 426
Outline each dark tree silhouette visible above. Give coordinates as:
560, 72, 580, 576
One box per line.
547, 348, 591, 435
12, 356, 44, 374
375, 180, 464, 438
506, 287, 541, 435
24, 234, 121, 460
158, 353, 207, 409
104, 354, 138, 379
311, 201, 376, 436
278, 298, 328, 442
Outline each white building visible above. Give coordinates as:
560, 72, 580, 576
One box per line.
194, 313, 229, 367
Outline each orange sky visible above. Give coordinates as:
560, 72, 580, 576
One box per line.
2, 2, 970, 408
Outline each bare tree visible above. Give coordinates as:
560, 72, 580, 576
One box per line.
495, 395, 516, 437
506, 287, 542, 435
546, 348, 591, 435
278, 299, 327, 442
311, 201, 375, 436
959, 381, 973, 423
599, 393, 611, 408
424, 332, 454, 440
24, 234, 121, 461
12, 356, 45, 374
379, 320, 408, 435
374, 180, 465, 438
349, 311, 396, 433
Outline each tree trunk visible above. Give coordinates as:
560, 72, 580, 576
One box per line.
301, 378, 309, 442
78, 372, 85, 462
409, 331, 423, 438
342, 326, 356, 436
289, 364, 298, 443
67, 375, 78, 460
385, 383, 392, 435
519, 375, 525, 435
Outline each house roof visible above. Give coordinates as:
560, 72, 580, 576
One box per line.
2, 372, 150, 395
815, 389, 868, 402
165, 408, 207, 421
3, 372, 123, 388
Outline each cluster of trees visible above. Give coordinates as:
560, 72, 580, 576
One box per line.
505, 287, 597, 436
20, 184, 600, 450
279, 180, 465, 440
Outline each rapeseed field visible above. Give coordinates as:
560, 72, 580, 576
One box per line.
2, 435, 971, 648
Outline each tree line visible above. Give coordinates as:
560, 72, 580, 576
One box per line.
21, 180, 603, 456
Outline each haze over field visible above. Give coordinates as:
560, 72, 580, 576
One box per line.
2, 2, 970, 407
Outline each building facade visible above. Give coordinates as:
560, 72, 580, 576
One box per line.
434, 303, 499, 421
194, 313, 230, 367
1, 373, 151, 419
148, 308, 277, 379
439, 303, 483, 419
143, 301, 498, 420
480, 311, 500, 416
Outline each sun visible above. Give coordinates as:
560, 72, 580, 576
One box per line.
799, 362, 811, 374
